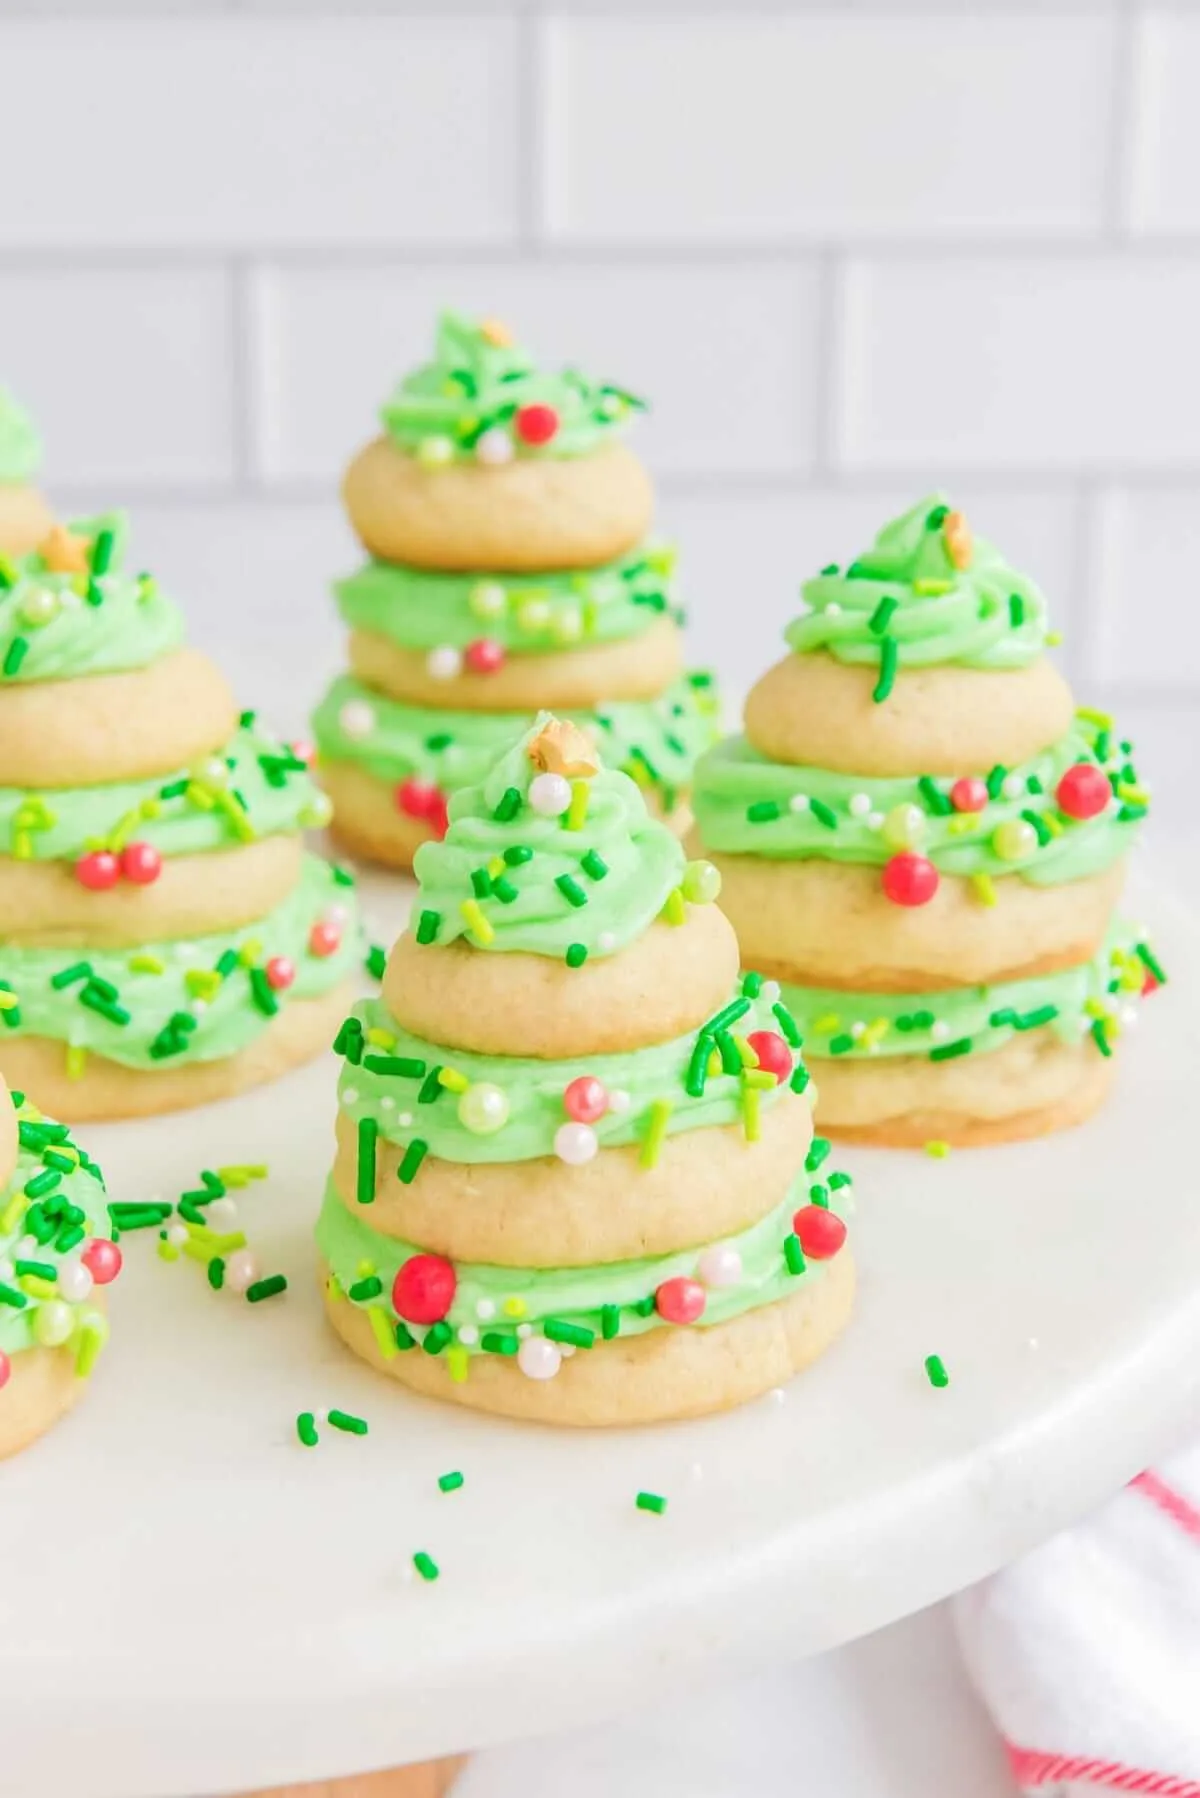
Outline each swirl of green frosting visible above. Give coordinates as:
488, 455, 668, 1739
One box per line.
0, 514, 184, 682
0, 856, 360, 1070
788, 494, 1050, 672
0, 1094, 112, 1361
339, 983, 798, 1164
316, 1166, 847, 1360
312, 673, 718, 815
785, 923, 1160, 1064
0, 717, 330, 866
380, 310, 645, 463
692, 711, 1147, 888
0, 391, 41, 485
335, 541, 679, 654
412, 714, 686, 958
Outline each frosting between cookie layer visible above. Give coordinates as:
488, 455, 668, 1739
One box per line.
0, 1094, 112, 1360
784, 924, 1162, 1064
692, 713, 1146, 886
336, 543, 679, 654
789, 495, 1050, 673
312, 672, 717, 813
0, 855, 359, 1069
0, 716, 329, 866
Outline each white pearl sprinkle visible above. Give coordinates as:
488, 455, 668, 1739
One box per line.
867, 811, 885, 831
760, 980, 781, 1004
849, 793, 873, 818
190, 999, 208, 1017
607, 1088, 631, 1115
930, 1021, 951, 1043
597, 931, 617, 953
206, 1198, 238, 1230
850, 1021, 866, 1039
338, 698, 376, 739
516, 1322, 534, 1340
426, 645, 463, 682
788, 793, 810, 813
398, 1111, 413, 1128
457, 1325, 479, 1347
825, 603, 842, 616
341, 1086, 359, 1105
379, 1095, 395, 1110
475, 426, 514, 466
769, 1387, 787, 1405
1002, 774, 1025, 799
475, 1298, 497, 1321
1121, 1006, 1138, 1028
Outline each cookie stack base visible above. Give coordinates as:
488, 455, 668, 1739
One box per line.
0, 1338, 94, 1460
1, 981, 354, 1122
320, 1251, 855, 1427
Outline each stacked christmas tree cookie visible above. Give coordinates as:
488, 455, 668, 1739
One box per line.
316, 713, 854, 1425
692, 497, 1162, 1147
0, 390, 54, 556
0, 513, 361, 1120
0, 1074, 120, 1458
313, 311, 718, 867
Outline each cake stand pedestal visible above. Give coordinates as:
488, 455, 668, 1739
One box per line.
2, 872, 1196, 1798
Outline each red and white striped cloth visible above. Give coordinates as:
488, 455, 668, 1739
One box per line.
956, 1452, 1200, 1796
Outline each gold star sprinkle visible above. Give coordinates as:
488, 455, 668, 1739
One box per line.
38, 525, 89, 574
527, 718, 600, 778
479, 318, 512, 347
943, 511, 973, 571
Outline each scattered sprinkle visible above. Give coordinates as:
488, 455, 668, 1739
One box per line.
327, 1408, 369, 1436
635, 1491, 667, 1516
296, 1412, 319, 1447
925, 1355, 950, 1389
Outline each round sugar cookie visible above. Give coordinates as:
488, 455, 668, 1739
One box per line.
744, 652, 1075, 777
347, 611, 682, 711
0, 835, 303, 948
320, 1247, 854, 1427
0, 979, 353, 1121
331, 1091, 812, 1267
343, 436, 653, 572
0, 485, 55, 558
0, 1322, 104, 1461
704, 851, 1125, 991
0, 646, 238, 787
811, 1032, 1114, 1147
384, 902, 739, 1058
322, 756, 691, 874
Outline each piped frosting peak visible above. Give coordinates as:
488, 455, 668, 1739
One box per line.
787, 494, 1052, 681
410, 712, 693, 962
380, 310, 646, 466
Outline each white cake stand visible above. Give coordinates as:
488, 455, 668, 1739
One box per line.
3, 872, 1196, 1798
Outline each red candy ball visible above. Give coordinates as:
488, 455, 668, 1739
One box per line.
75, 850, 119, 891
265, 955, 295, 991
82, 1238, 122, 1285
395, 776, 441, 820
1056, 762, 1111, 821
950, 776, 989, 814
0, 1350, 8, 1390
428, 794, 450, 841
308, 920, 341, 958
120, 841, 162, 885
1143, 970, 1160, 997
882, 853, 939, 907
793, 1206, 847, 1260
746, 1029, 791, 1083
393, 1253, 456, 1325
514, 403, 559, 446
289, 737, 316, 767
563, 1075, 608, 1124
465, 638, 505, 675
654, 1276, 706, 1325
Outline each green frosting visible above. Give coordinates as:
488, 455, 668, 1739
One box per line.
316, 1167, 847, 1359
789, 495, 1050, 673
338, 984, 797, 1164
0, 716, 330, 867
0, 391, 41, 485
0, 855, 359, 1071
411, 714, 685, 959
312, 672, 718, 815
0, 514, 184, 683
0, 1095, 112, 1362
786, 923, 1162, 1064
691, 711, 1147, 887
335, 541, 679, 655
380, 311, 645, 463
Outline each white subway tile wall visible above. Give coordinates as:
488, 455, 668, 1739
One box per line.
4, 0, 1193, 806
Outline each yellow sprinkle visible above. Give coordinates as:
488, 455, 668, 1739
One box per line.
1042, 813, 1064, 838
185, 969, 222, 1001
446, 1344, 470, 1383
1119, 966, 1144, 993
369, 1305, 399, 1362
157, 1240, 180, 1263
860, 1018, 891, 1048
741, 1083, 762, 1143
640, 1097, 673, 1168
12, 831, 32, 860
460, 899, 495, 945
661, 887, 687, 926
624, 757, 651, 789
924, 1140, 952, 1159
487, 856, 506, 880
184, 780, 216, 811
0, 992, 15, 1013
213, 790, 257, 842
706, 1047, 722, 1077
128, 953, 165, 975
947, 814, 978, 836
1077, 706, 1113, 729
742, 1068, 775, 1090
1084, 998, 1111, 1020
812, 1013, 841, 1035
203, 1230, 247, 1254
0, 1192, 26, 1234
216, 1163, 267, 1186
971, 873, 997, 907
912, 577, 953, 595
238, 939, 263, 967
139, 797, 162, 820
182, 1238, 217, 1264
437, 1067, 469, 1094
578, 599, 597, 639
327, 1273, 345, 1302
14, 798, 54, 828
74, 1318, 108, 1379
21, 1275, 56, 1301
108, 807, 144, 852
356, 1258, 375, 1279
64, 1044, 87, 1082
502, 1296, 526, 1319
1045, 630, 1063, 647
566, 778, 590, 832
731, 1033, 757, 1067
1118, 783, 1149, 805
365, 1026, 396, 1049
